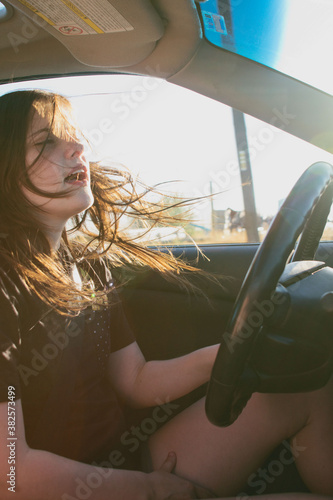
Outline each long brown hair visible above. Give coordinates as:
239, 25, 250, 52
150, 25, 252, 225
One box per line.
0, 89, 209, 315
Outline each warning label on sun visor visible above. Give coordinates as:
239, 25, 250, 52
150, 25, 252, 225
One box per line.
17, 0, 134, 35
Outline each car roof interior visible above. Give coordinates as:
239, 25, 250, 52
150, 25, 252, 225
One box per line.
1, 0, 332, 155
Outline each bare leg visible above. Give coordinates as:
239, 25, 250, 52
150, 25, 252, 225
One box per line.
148, 377, 333, 497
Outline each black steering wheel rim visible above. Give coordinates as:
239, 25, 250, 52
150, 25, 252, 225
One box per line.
206, 162, 333, 427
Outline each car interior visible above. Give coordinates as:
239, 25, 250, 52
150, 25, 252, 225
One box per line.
0, 0, 333, 495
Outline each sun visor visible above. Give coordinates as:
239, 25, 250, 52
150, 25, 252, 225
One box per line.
6, 0, 165, 67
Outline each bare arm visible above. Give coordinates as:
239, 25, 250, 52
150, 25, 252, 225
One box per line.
107, 341, 218, 408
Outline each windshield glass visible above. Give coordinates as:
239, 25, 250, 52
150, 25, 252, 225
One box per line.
198, 0, 333, 95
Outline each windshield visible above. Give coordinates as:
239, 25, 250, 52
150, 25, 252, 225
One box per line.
198, 0, 333, 95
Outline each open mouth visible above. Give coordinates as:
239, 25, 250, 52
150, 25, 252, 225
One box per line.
64, 170, 88, 184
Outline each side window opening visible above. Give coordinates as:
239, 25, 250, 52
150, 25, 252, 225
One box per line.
1, 75, 332, 245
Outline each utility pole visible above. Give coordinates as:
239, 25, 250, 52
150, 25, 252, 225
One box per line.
232, 108, 259, 242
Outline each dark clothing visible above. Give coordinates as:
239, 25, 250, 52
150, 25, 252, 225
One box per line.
0, 260, 136, 466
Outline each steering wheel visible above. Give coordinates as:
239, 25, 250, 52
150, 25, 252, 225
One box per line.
206, 162, 333, 427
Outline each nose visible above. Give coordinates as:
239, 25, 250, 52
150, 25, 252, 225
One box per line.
65, 138, 85, 159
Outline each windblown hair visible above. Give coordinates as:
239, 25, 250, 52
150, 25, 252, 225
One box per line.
0, 89, 207, 315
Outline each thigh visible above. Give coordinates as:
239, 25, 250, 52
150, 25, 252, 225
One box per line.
290, 376, 333, 496
148, 391, 313, 497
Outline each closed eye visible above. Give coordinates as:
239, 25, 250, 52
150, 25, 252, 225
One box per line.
35, 139, 53, 145
34, 137, 56, 149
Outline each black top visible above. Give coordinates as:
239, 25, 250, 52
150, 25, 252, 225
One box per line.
0, 260, 136, 465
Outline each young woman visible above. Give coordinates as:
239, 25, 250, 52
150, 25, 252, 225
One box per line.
0, 89, 332, 500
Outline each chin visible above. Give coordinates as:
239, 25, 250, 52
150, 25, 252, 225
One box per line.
77, 192, 95, 213
66, 190, 94, 218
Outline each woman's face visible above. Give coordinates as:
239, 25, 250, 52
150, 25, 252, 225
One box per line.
24, 107, 94, 227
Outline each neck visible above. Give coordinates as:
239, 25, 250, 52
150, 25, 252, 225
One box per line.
45, 230, 63, 251
40, 220, 66, 252
36, 214, 67, 252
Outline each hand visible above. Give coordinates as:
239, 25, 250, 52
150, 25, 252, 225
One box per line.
146, 451, 216, 499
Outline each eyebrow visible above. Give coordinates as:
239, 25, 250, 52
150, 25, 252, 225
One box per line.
27, 127, 50, 139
